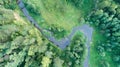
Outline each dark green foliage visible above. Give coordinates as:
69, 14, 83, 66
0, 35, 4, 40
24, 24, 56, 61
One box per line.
48, 24, 67, 39
89, 0, 120, 66
1, 0, 17, 10
114, 0, 120, 4
23, 1, 40, 15
66, 0, 82, 8
62, 32, 86, 67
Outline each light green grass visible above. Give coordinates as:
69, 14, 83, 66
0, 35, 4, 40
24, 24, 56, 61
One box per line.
90, 28, 105, 67
39, 0, 81, 31
23, 0, 95, 31
90, 27, 114, 67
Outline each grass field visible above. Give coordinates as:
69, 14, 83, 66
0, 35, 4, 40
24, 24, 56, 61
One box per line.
90, 27, 115, 67
23, 0, 95, 32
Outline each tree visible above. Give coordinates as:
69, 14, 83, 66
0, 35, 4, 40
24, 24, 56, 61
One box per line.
0, 0, 3, 5
98, 0, 111, 9
114, 0, 120, 4
41, 56, 51, 67
53, 57, 64, 67
89, 0, 120, 66
5, 49, 26, 67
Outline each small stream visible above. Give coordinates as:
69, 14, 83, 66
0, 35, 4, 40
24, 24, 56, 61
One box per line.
17, 0, 93, 67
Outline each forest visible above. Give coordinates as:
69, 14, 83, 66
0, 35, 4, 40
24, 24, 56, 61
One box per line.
0, 0, 120, 67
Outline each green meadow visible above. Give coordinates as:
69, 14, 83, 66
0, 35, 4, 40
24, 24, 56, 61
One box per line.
23, 0, 95, 34
90, 27, 114, 67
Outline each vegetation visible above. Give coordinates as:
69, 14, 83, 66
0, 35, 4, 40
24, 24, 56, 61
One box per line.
114, 0, 120, 4
0, 6, 57, 67
0, 0, 17, 10
1, 0, 120, 67
89, 0, 120, 67
0, 1, 86, 67
23, 0, 95, 39
62, 31, 86, 67
0, 8, 86, 66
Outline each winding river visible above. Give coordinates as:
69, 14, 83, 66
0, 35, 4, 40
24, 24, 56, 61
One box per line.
17, 0, 93, 67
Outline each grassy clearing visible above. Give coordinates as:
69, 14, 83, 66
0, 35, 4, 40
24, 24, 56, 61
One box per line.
90, 27, 115, 67
68, 0, 95, 17
23, 0, 95, 31
23, 0, 95, 39
90, 28, 106, 67
39, 0, 81, 31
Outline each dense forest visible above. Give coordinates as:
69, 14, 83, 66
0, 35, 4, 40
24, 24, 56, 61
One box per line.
0, 0, 120, 67
0, 0, 86, 67
89, 0, 120, 67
